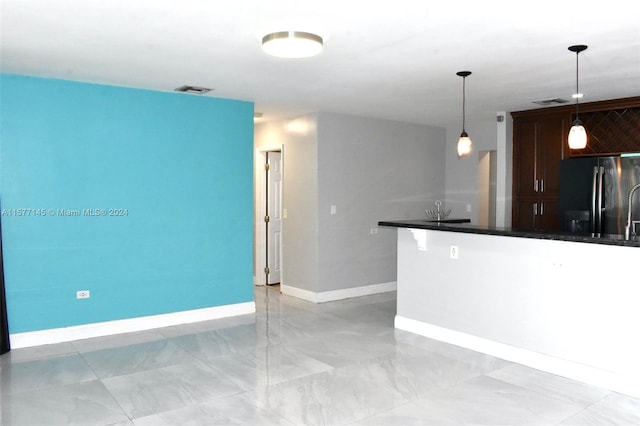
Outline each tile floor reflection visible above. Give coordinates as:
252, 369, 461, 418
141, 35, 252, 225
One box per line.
1, 286, 640, 425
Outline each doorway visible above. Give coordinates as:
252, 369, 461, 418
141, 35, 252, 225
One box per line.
256, 150, 283, 286
478, 150, 497, 227
265, 151, 282, 285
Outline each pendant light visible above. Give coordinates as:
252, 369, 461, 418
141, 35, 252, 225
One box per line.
568, 45, 588, 150
456, 71, 472, 157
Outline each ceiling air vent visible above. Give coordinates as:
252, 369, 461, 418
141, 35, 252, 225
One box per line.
532, 98, 569, 106
174, 85, 212, 95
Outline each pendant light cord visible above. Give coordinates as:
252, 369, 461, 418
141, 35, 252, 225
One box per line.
568, 45, 587, 121
575, 51, 580, 119
462, 76, 466, 132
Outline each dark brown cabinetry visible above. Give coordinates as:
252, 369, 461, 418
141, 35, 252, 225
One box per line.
513, 198, 560, 232
511, 96, 640, 232
512, 112, 567, 231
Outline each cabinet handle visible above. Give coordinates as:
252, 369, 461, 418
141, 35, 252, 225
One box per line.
540, 179, 544, 193
540, 202, 544, 216
534, 179, 539, 192
533, 203, 538, 216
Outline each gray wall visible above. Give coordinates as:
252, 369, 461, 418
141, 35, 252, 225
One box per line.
317, 112, 446, 292
255, 112, 446, 295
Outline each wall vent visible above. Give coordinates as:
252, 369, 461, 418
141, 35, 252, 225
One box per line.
532, 98, 569, 106
175, 85, 212, 95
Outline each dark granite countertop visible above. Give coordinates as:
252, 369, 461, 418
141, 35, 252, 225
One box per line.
378, 219, 640, 248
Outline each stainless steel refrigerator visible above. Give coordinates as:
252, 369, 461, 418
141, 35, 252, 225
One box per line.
559, 155, 640, 237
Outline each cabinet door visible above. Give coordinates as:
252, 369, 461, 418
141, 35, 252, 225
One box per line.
513, 198, 538, 231
513, 120, 538, 198
513, 198, 560, 232
537, 198, 560, 232
538, 118, 567, 196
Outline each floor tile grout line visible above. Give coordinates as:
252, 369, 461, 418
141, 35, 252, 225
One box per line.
95, 375, 136, 424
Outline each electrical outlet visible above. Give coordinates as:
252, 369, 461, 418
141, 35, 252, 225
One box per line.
76, 290, 90, 299
450, 245, 459, 259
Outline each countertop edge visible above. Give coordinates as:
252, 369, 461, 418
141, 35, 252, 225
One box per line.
378, 220, 640, 248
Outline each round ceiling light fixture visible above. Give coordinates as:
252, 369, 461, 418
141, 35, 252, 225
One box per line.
261, 31, 323, 59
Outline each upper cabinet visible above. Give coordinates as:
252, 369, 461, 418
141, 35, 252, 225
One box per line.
512, 112, 567, 199
511, 96, 640, 232
512, 111, 567, 232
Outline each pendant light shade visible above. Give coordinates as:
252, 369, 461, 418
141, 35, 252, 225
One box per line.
568, 119, 587, 149
456, 71, 472, 157
457, 132, 472, 157
262, 31, 323, 59
568, 45, 588, 150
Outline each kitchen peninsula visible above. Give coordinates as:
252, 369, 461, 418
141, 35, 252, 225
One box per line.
379, 220, 640, 398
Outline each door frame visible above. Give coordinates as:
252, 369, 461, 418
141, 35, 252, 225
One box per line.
255, 147, 284, 286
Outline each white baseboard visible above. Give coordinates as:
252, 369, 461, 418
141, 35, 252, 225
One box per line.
282, 281, 397, 303
10, 301, 256, 349
395, 315, 640, 399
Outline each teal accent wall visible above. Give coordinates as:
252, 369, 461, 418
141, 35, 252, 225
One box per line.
0, 75, 254, 333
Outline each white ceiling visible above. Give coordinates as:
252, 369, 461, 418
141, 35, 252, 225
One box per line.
1, 0, 639, 128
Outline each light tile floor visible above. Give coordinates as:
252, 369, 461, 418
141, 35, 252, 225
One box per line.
2, 286, 640, 425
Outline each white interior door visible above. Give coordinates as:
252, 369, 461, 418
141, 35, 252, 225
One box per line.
266, 151, 282, 284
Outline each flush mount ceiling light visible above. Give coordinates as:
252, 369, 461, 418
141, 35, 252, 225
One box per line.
568, 44, 588, 150
456, 71, 473, 157
261, 31, 323, 59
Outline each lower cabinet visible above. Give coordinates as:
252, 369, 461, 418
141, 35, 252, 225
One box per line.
513, 198, 559, 232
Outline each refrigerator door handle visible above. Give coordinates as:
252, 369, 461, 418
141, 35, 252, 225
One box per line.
591, 166, 598, 236
595, 166, 605, 237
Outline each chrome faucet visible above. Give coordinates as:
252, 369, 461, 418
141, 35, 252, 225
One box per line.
625, 183, 640, 240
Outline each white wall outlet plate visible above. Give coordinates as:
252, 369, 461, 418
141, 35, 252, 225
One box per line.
450, 245, 459, 259
76, 290, 90, 299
